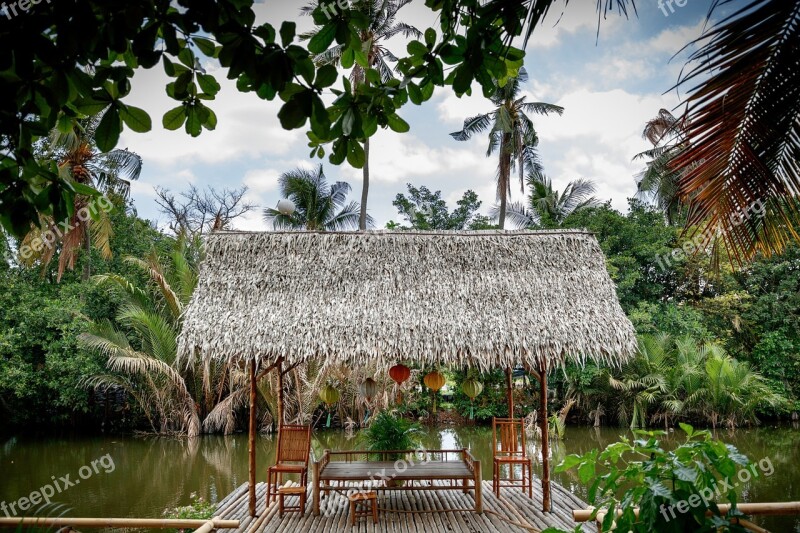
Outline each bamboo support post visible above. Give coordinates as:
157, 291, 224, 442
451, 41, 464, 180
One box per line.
474, 459, 483, 514
0, 518, 239, 529
312, 459, 321, 516
506, 367, 514, 418
539, 361, 551, 512
248, 359, 257, 517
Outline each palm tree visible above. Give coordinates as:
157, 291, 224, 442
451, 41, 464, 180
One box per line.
263, 164, 368, 230
81, 238, 202, 436
503, 172, 598, 228
633, 109, 688, 226
610, 335, 669, 428
302, 0, 421, 230
450, 68, 563, 228
22, 109, 142, 281
670, 0, 800, 261
689, 350, 783, 430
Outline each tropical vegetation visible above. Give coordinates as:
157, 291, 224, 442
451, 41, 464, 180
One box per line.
450, 68, 563, 228
301, 0, 421, 230
263, 164, 369, 231
550, 425, 755, 533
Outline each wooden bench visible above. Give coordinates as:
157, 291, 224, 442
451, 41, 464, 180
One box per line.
312, 449, 482, 515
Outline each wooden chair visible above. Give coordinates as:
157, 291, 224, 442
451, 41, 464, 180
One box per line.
267, 425, 312, 505
492, 417, 533, 498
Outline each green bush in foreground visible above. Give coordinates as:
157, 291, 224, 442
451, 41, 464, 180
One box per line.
545, 425, 758, 533
163, 493, 214, 533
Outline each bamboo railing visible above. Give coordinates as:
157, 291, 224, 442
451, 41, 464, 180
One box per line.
573, 502, 800, 533
0, 516, 239, 531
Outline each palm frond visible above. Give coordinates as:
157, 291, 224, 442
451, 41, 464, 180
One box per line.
673, 0, 800, 261
450, 113, 493, 141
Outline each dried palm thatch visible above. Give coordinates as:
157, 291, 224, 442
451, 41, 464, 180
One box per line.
177, 230, 636, 370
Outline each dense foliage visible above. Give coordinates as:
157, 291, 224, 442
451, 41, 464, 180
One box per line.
2, 186, 798, 433
548, 425, 756, 533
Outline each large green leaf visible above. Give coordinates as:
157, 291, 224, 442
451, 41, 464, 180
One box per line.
162, 106, 187, 130
308, 23, 336, 54
95, 105, 122, 152
119, 105, 152, 133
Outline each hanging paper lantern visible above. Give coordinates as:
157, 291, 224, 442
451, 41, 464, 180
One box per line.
319, 384, 340, 428
319, 384, 340, 406
461, 378, 484, 420
359, 378, 378, 402
389, 364, 411, 384
389, 364, 411, 405
276, 199, 296, 215
424, 371, 446, 414
423, 371, 445, 392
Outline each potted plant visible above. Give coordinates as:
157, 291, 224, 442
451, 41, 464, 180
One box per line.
361, 411, 423, 486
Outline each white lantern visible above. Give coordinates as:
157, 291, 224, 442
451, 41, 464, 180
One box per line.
276, 199, 296, 216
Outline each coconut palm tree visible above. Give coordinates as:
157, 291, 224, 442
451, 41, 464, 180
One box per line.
263, 164, 368, 230
22, 109, 142, 281
80, 238, 202, 436
670, 0, 800, 261
502, 172, 599, 228
301, 0, 421, 230
450, 68, 563, 228
633, 109, 688, 226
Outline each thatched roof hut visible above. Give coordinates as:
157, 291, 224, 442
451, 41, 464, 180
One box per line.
178, 229, 637, 516
177, 230, 637, 369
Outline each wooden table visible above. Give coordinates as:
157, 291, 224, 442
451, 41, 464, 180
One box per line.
312, 449, 483, 515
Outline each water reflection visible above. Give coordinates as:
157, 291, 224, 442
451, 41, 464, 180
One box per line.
0, 426, 797, 531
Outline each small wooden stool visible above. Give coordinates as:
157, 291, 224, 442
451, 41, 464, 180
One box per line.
348, 491, 378, 526
278, 486, 306, 517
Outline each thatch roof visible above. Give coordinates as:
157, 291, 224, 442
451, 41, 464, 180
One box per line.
177, 230, 637, 370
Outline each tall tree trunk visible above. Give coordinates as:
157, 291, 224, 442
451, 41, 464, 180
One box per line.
82, 223, 91, 281
498, 133, 512, 229
359, 136, 370, 231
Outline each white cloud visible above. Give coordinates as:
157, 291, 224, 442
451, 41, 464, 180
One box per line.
119, 67, 302, 168
531, 88, 680, 211
338, 131, 496, 185
243, 168, 281, 195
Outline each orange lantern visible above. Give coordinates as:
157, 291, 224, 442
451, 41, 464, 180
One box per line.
423, 371, 445, 391
389, 364, 411, 405
424, 371, 446, 414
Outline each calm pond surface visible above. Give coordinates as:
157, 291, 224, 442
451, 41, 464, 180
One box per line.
1, 425, 798, 531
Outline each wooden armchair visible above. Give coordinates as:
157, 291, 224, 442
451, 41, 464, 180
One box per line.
491, 417, 533, 498
267, 425, 312, 506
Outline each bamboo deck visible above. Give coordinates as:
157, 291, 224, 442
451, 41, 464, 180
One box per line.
214, 480, 592, 532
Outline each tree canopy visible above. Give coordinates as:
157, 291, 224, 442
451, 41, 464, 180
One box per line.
0, 0, 635, 237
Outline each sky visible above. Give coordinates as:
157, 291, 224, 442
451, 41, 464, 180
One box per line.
118, 0, 718, 231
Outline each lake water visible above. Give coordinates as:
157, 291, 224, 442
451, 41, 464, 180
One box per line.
1, 425, 798, 531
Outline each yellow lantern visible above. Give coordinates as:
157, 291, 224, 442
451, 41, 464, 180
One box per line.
424, 371, 446, 414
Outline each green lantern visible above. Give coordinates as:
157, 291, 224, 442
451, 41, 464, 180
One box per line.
461, 378, 484, 420
319, 384, 340, 428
